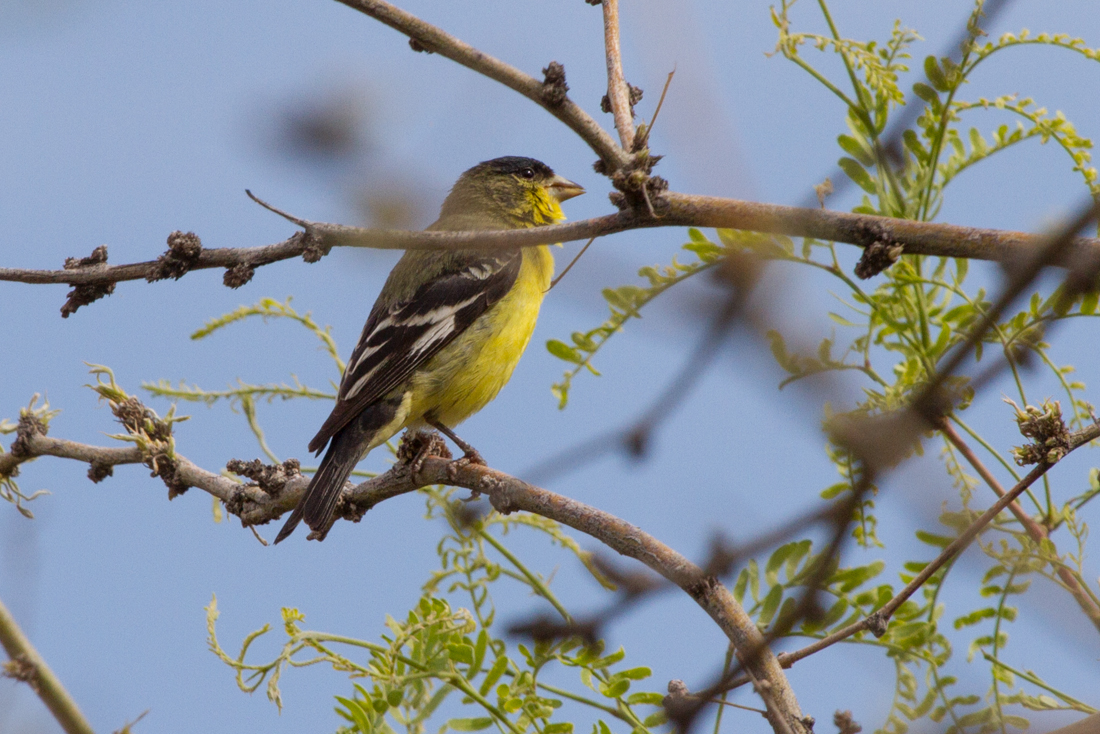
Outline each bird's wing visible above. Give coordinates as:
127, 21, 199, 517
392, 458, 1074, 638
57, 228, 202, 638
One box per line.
308, 250, 523, 454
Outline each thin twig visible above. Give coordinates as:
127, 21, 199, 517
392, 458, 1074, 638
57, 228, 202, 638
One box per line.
601, 0, 635, 150
940, 420, 1100, 630
547, 237, 597, 292
774, 423, 1100, 669
0, 595, 96, 734
333, 0, 630, 171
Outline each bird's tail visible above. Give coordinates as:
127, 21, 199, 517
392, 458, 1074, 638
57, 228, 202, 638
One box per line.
274, 429, 363, 543
275, 396, 404, 544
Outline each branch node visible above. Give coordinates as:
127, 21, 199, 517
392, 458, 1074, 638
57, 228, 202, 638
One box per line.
63, 244, 109, 271
10, 413, 47, 458
1005, 398, 1070, 465
483, 473, 515, 514
540, 61, 570, 106
223, 262, 256, 288
834, 711, 862, 734
107, 395, 186, 497
226, 457, 302, 497
864, 610, 889, 638
87, 461, 114, 483
299, 230, 331, 263
600, 84, 642, 115
2, 655, 39, 691
853, 228, 903, 279
408, 37, 434, 54
61, 244, 115, 318
147, 231, 203, 282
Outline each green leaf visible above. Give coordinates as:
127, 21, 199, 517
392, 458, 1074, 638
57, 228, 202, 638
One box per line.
838, 134, 875, 167
953, 607, 996, 629
915, 530, 954, 548
912, 82, 939, 105
617, 667, 652, 681
599, 678, 631, 699
924, 55, 950, 91
544, 725, 574, 734
688, 228, 710, 243
765, 544, 795, 587
1082, 290, 1099, 315
336, 697, 373, 733
479, 656, 510, 696
829, 561, 885, 592
448, 718, 495, 731
468, 630, 488, 679
821, 598, 849, 629
547, 340, 584, 364
838, 157, 877, 194
758, 584, 784, 627
447, 643, 474, 665
903, 130, 929, 163
592, 648, 626, 669
626, 692, 666, 705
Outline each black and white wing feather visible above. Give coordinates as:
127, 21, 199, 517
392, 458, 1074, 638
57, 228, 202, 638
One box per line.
307, 251, 522, 454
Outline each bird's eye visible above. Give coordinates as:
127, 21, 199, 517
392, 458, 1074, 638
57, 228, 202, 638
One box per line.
520, 167, 535, 180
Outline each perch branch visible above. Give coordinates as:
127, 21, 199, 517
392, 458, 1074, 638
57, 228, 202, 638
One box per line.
2, 425, 808, 732
5, 193, 1100, 290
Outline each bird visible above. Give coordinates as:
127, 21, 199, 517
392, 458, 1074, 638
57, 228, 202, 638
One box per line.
274, 156, 584, 543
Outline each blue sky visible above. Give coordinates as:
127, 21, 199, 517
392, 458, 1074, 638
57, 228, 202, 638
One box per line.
2, 1, 1099, 732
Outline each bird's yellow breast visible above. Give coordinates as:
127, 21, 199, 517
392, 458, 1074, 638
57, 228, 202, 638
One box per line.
407, 245, 554, 428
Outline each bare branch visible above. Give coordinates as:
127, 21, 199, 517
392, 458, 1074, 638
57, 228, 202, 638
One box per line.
333, 0, 630, 172
6, 193, 1100, 299
601, 0, 635, 150
0, 595, 95, 734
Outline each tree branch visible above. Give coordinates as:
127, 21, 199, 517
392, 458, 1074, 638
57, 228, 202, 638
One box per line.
601, 0, 636, 151
5, 193, 1100, 295
0, 595, 96, 734
774, 421, 1100, 670
332, 0, 631, 172
940, 419, 1100, 631
2, 421, 808, 732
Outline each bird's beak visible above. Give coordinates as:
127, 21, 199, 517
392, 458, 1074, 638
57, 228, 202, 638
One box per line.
546, 175, 585, 202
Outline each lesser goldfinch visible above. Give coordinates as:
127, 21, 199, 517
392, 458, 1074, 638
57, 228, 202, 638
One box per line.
275, 157, 584, 543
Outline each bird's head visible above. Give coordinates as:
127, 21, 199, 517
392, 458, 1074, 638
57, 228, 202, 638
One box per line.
439, 156, 585, 228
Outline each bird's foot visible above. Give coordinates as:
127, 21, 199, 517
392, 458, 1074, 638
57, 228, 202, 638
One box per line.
447, 449, 487, 483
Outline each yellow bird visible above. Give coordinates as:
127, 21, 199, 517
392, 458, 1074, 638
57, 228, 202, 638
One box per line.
276, 157, 584, 543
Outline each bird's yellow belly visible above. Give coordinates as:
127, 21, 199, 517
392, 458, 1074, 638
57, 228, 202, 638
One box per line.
407, 245, 554, 428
